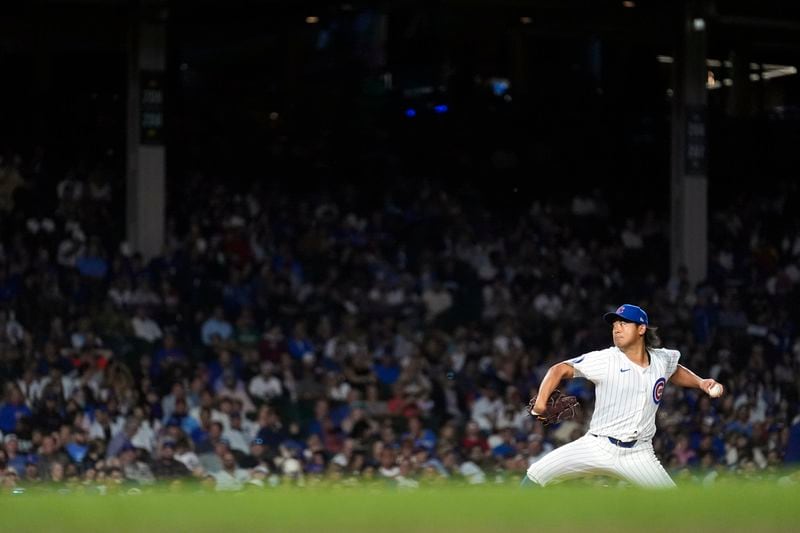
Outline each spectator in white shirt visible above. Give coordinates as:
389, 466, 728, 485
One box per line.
131, 307, 162, 343
16, 366, 39, 408
421, 281, 453, 323
108, 277, 134, 308
470, 383, 505, 433
495, 386, 529, 431
213, 451, 250, 491
248, 362, 283, 403
174, 437, 202, 473
89, 408, 124, 442
215, 370, 256, 414
222, 412, 251, 455
161, 382, 186, 424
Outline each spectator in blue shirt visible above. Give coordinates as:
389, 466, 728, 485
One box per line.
0, 266, 20, 303
65, 428, 90, 464
152, 332, 188, 378
201, 306, 234, 345
725, 405, 754, 438
75, 240, 109, 279
490, 427, 519, 459
4, 434, 28, 475
287, 321, 314, 360
374, 353, 400, 387
402, 416, 437, 451
168, 398, 203, 442
0, 387, 31, 434
785, 418, 800, 464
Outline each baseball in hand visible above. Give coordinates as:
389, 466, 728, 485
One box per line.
708, 383, 723, 398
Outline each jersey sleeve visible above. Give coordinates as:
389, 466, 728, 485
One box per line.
664, 349, 681, 378
564, 349, 608, 383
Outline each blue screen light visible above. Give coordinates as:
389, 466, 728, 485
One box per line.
433, 104, 448, 114
490, 78, 510, 96
405, 108, 417, 117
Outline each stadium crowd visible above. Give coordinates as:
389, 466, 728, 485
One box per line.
1, 146, 800, 494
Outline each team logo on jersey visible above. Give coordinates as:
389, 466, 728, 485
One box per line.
570, 356, 585, 364
652, 377, 666, 404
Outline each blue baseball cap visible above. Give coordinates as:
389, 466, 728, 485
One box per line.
603, 304, 649, 326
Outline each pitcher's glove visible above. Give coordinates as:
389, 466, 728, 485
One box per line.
527, 389, 580, 426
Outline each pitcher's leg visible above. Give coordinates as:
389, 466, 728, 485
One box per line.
614, 446, 676, 488
525, 435, 612, 486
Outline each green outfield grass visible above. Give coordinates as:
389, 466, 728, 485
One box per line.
2, 480, 799, 532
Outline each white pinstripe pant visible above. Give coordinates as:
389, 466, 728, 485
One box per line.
526, 433, 676, 488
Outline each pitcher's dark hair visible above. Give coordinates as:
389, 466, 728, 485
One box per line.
645, 327, 662, 349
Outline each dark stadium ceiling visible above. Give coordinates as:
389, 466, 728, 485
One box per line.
7, 0, 800, 65
17, 0, 800, 17
15, 1, 800, 32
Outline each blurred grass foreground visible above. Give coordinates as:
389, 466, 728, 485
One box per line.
2, 475, 800, 532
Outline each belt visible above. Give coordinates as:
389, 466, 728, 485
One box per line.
591, 433, 637, 448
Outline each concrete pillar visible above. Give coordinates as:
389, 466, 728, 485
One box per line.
126, 7, 166, 260
670, 0, 709, 284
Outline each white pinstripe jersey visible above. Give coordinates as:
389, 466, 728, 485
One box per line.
566, 347, 680, 442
